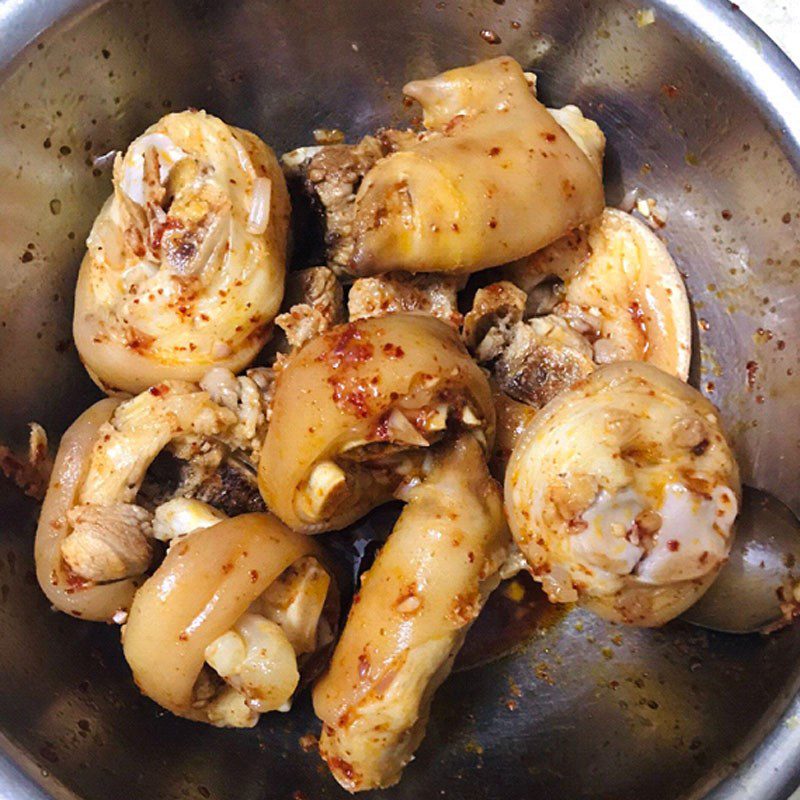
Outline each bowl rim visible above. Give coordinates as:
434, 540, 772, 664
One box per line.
1, 0, 799, 798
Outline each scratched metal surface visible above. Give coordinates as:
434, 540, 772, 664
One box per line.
0, 1, 798, 799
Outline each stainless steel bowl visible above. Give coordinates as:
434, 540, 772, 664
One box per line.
1, 1, 799, 798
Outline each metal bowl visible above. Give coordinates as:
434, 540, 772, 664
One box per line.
1, 1, 799, 798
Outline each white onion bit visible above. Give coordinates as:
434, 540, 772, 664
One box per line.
92, 149, 120, 170
231, 136, 255, 176
247, 177, 271, 235
620, 187, 639, 212
120, 133, 189, 205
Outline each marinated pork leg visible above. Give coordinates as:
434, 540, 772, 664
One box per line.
506, 362, 740, 626
348, 57, 605, 275
314, 436, 509, 791
123, 513, 338, 726
35, 371, 279, 621
503, 208, 692, 380
74, 110, 290, 394
34, 398, 143, 622
58, 383, 236, 581
259, 313, 494, 533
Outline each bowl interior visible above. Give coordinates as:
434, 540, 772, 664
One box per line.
0, 1, 799, 798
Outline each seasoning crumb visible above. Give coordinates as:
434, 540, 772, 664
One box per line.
480, 29, 502, 45
753, 327, 773, 345
635, 197, 667, 228
535, 662, 555, 684
299, 733, 318, 752
745, 360, 758, 389
502, 580, 525, 603
636, 8, 656, 27
313, 128, 345, 145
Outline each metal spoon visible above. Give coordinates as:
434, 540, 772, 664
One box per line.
682, 486, 800, 634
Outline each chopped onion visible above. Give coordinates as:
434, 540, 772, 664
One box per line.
634, 196, 668, 229
313, 128, 345, 145
120, 134, 188, 205
92, 149, 120, 170
231, 136, 255, 177
121, 260, 159, 292
280, 146, 323, 169
247, 177, 271, 235
636, 8, 656, 27
620, 187, 639, 212
383, 408, 430, 447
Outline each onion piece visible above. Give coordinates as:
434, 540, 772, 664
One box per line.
91, 149, 120, 170
247, 177, 272, 235
231, 135, 255, 177
620, 187, 639, 212
383, 408, 431, 447
119, 133, 189, 205
280, 146, 324, 169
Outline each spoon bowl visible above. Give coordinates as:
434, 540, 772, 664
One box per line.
682, 487, 800, 635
